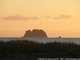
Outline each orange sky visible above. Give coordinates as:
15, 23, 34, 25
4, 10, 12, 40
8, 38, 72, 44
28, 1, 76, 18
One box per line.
0, 0, 80, 37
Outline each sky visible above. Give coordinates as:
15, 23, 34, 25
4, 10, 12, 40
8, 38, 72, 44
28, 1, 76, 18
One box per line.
0, 0, 80, 37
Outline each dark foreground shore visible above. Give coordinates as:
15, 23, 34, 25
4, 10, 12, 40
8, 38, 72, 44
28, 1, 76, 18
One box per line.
0, 55, 80, 60
0, 54, 80, 60
0, 40, 80, 60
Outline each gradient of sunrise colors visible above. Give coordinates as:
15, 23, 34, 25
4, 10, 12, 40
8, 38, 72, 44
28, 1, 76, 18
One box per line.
0, 0, 80, 37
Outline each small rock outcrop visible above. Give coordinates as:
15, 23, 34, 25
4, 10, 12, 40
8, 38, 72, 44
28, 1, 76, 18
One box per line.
23, 29, 48, 38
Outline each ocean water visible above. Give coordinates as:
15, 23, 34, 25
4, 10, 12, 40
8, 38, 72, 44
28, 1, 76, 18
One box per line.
0, 37, 80, 44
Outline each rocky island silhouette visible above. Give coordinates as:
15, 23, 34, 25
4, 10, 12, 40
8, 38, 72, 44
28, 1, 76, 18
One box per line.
23, 29, 48, 38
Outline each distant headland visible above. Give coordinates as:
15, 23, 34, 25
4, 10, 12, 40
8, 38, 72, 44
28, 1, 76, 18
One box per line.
23, 29, 48, 38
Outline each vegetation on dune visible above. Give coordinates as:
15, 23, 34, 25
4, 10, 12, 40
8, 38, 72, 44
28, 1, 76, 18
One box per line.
0, 40, 80, 57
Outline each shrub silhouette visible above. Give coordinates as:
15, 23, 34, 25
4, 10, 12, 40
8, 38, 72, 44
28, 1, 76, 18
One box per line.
0, 40, 80, 57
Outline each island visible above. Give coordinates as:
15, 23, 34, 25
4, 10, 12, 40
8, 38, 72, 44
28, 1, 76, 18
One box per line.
23, 29, 48, 38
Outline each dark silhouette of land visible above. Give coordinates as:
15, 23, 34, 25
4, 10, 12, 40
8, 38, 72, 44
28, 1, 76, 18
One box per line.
0, 40, 80, 60
23, 29, 48, 38
0, 40, 80, 57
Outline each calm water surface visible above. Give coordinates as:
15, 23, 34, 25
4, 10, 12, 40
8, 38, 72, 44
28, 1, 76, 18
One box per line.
0, 37, 80, 44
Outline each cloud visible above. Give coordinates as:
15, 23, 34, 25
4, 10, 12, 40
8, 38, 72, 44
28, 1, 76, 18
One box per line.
0, 18, 2, 19
0, 15, 71, 21
54, 15, 71, 19
1, 15, 38, 20
46, 15, 71, 19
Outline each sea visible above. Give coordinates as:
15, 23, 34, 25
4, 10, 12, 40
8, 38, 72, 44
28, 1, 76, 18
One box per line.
0, 37, 80, 44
